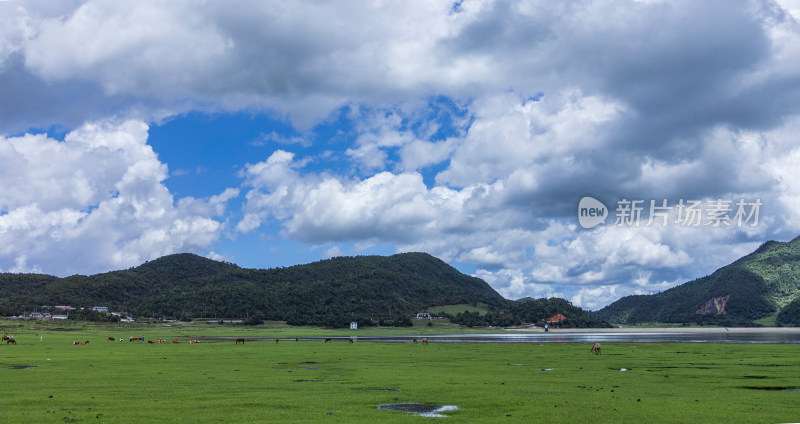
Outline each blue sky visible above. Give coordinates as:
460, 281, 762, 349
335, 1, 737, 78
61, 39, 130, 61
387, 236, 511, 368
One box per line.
2, 0, 800, 309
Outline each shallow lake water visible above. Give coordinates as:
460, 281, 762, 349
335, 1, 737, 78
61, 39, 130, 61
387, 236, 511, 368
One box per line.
301, 331, 800, 344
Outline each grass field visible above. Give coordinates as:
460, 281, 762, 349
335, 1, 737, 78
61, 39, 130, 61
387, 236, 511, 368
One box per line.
1, 321, 799, 423
425, 303, 491, 316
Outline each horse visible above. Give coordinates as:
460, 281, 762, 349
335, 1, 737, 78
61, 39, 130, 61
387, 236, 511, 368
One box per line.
2, 335, 11, 341
7, 339, 17, 345
108, 337, 115, 341
73, 341, 83, 345
157, 339, 167, 343
188, 339, 200, 344
147, 340, 155, 344
349, 338, 354, 344
131, 337, 142, 342
173, 339, 181, 343
275, 338, 279, 343
421, 338, 428, 345
235, 338, 245, 344
324, 338, 332, 343
590, 343, 601, 355
83, 340, 89, 344
413, 338, 418, 344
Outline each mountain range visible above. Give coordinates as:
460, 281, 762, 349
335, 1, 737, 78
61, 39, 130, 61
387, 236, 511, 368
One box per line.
0, 252, 512, 327
597, 235, 800, 326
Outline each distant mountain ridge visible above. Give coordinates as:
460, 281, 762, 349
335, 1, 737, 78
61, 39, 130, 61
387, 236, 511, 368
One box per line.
597, 235, 800, 326
0, 252, 508, 326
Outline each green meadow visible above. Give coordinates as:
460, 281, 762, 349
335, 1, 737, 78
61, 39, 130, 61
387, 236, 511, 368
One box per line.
1, 321, 799, 423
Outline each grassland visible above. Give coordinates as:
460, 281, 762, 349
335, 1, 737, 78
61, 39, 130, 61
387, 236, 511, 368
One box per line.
425, 303, 491, 316
1, 321, 799, 423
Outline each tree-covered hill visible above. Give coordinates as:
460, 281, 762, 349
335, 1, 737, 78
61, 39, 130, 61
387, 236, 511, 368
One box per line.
447, 297, 611, 328
597, 235, 800, 326
0, 252, 508, 326
0, 252, 611, 328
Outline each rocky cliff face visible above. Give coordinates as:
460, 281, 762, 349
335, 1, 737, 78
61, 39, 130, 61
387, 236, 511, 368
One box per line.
696, 295, 730, 315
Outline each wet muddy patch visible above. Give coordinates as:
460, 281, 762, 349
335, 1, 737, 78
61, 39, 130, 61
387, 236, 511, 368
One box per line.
379, 403, 458, 417
739, 386, 800, 391
355, 387, 402, 392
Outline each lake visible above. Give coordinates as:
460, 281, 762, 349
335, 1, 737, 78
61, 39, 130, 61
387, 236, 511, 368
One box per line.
313, 330, 800, 344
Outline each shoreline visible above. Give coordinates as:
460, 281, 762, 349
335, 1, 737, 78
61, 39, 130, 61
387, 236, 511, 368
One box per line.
505, 326, 800, 333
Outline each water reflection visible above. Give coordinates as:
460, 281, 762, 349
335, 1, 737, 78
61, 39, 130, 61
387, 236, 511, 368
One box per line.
338, 331, 800, 344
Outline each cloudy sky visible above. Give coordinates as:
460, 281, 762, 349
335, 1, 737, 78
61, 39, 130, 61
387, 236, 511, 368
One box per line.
1, 0, 800, 309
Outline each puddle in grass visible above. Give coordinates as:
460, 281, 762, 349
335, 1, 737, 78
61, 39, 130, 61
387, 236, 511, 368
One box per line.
379, 403, 458, 417
740, 386, 800, 391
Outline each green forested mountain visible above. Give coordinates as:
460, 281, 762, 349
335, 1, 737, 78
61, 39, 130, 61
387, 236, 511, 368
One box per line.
597, 235, 800, 326
0, 252, 610, 328
447, 297, 611, 328
0, 252, 509, 326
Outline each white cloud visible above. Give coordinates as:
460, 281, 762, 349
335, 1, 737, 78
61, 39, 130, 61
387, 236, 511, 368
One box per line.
0, 120, 234, 275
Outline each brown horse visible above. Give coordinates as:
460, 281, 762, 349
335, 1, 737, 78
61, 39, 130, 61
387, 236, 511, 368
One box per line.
131, 337, 142, 342
413, 338, 418, 344
7, 339, 17, 345
324, 338, 332, 343
275, 338, 279, 343
235, 338, 245, 344
421, 338, 428, 345
73, 341, 84, 345
349, 338, 354, 344
108, 337, 115, 341
173, 339, 181, 343
188, 339, 200, 343
590, 343, 601, 355
1, 335, 10, 341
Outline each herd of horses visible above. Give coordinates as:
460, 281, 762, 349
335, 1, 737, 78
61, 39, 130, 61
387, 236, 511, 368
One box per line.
2, 335, 16, 344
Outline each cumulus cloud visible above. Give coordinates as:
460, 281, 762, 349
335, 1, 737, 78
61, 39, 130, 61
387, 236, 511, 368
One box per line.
0, 120, 234, 275
1, 0, 800, 309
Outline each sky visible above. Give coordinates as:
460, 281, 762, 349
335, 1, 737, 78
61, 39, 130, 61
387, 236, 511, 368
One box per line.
1, 0, 800, 310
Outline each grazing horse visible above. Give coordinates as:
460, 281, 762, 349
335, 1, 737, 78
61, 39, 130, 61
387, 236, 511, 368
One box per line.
157, 339, 167, 343
275, 338, 279, 343
130, 337, 142, 342
235, 338, 245, 344
147, 340, 155, 344
1, 335, 10, 341
349, 338, 354, 344
74, 341, 82, 345
421, 338, 428, 345
413, 338, 418, 344
7, 339, 17, 345
173, 339, 181, 343
188, 339, 200, 344
590, 343, 601, 355
108, 337, 115, 341
324, 338, 332, 343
